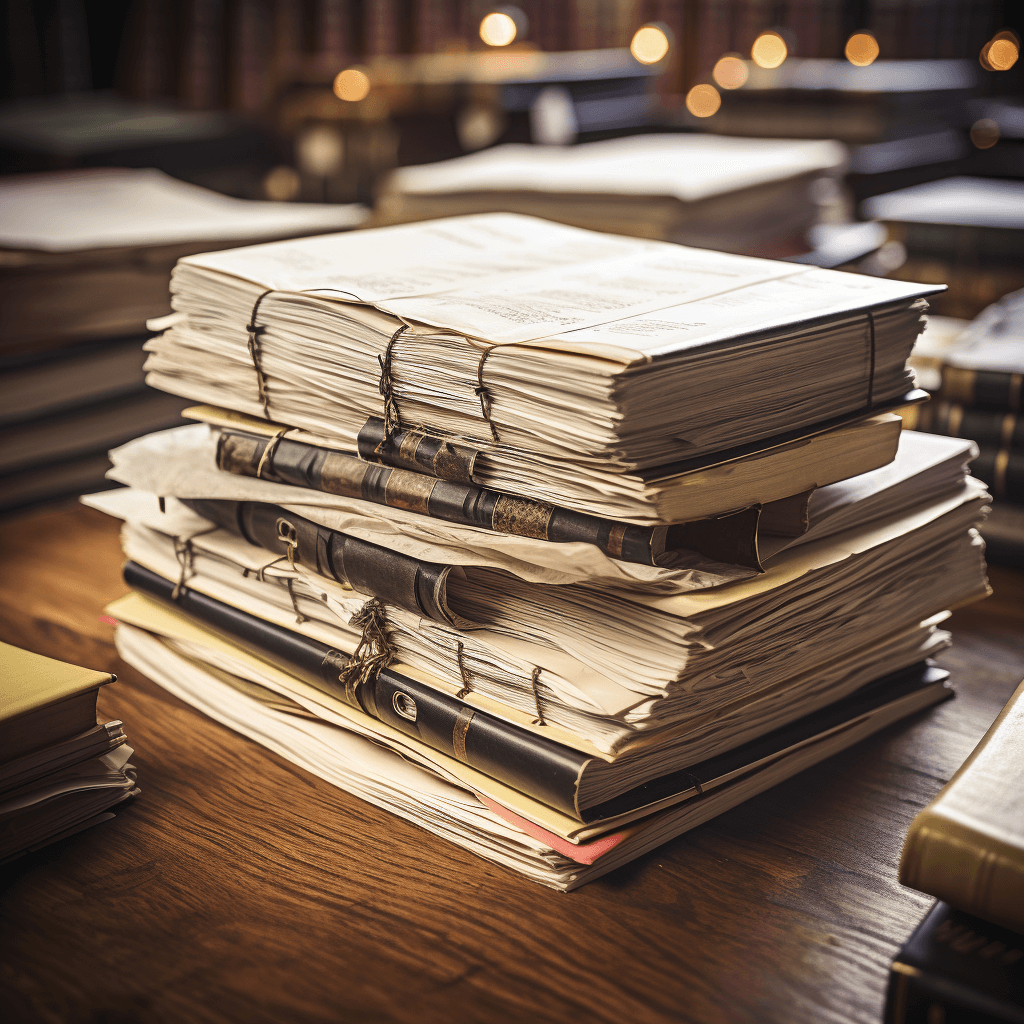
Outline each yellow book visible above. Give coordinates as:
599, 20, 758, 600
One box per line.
0, 642, 113, 762
899, 679, 1024, 932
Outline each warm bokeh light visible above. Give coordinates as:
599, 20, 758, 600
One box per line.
333, 67, 370, 102
970, 118, 1001, 149
263, 166, 301, 201
712, 54, 749, 89
296, 125, 344, 177
750, 31, 787, 69
457, 103, 505, 151
845, 32, 880, 66
983, 36, 1020, 71
480, 12, 517, 47
685, 83, 721, 118
630, 24, 671, 65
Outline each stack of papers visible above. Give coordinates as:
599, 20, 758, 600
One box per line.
145, 212, 938, 520
92, 213, 988, 889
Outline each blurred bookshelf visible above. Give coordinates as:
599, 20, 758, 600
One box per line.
2, 1, 1021, 205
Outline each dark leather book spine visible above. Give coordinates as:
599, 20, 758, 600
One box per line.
357, 417, 479, 483
181, 497, 458, 625
972, 447, 1024, 503
123, 560, 588, 818
941, 366, 1024, 414
216, 429, 763, 570
884, 902, 1024, 1023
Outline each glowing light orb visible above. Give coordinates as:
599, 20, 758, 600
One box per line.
845, 32, 880, 66
333, 68, 370, 102
712, 54, 748, 89
480, 12, 517, 47
985, 37, 1019, 71
631, 25, 670, 65
686, 83, 722, 118
751, 31, 787, 69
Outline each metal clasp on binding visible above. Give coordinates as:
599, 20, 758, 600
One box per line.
276, 518, 299, 569
392, 692, 418, 722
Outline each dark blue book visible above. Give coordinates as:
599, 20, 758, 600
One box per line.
886, 902, 1024, 1024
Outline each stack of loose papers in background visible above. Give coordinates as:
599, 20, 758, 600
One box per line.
0, 168, 366, 513
374, 135, 846, 257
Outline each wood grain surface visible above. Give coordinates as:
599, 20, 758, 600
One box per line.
1, 502, 1022, 1024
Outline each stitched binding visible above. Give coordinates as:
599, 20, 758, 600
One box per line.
378, 325, 409, 441
170, 527, 216, 598
475, 345, 500, 443
246, 289, 275, 419
285, 577, 308, 624
529, 666, 545, 726
455, 640, 473, 699
256, 427, 290, 479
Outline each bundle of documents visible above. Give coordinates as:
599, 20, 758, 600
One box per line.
373, 135, 847, 257
0, 168, 366, 513
0, 642, 138, 862
92, 213, 989, 889
146, 212, 939, 521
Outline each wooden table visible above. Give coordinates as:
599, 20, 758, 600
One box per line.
2, 502, 1022, 1024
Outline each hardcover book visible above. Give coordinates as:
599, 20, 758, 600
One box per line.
900, 679, 1024, 933
885, 902, 1024, 1024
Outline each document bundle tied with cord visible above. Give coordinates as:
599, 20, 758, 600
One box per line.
88, 212, 990, 890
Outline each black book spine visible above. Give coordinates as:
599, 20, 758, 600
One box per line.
123, 560, 589, 818
941, 366, 1024, 414
216, 429, 763, 570
885, 902, 1024, 1024
972, 447, 1024, 503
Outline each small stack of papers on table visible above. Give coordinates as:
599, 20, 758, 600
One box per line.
1, 642, 138, 862
89, 213, 989, 890
373, 135, 846, 257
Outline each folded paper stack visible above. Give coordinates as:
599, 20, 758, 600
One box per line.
88, 213, 990, 890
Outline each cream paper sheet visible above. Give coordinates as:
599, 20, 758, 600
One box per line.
115, 616, 951, 890
109, 596, 605, 844
758, 431, 976, 558
180, 212, 940, 354
111, 601, 952, 859
641, 478, 990, 618
85, 476, 988, 720
106, 504, 953, 770
0, 167, 367, 252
